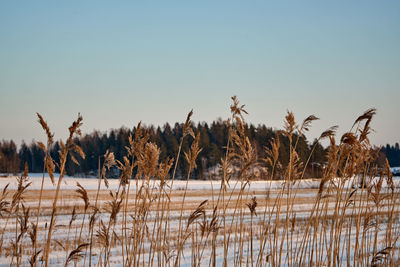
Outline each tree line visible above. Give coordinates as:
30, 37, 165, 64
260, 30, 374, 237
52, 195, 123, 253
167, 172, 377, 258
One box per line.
382, 143, 400, 167
1, 120, 398, 178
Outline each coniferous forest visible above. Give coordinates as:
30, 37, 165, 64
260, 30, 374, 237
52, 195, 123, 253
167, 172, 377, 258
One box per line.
0, 119, 398, 178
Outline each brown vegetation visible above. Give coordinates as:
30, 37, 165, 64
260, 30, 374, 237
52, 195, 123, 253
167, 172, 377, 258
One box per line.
0, 97, 399, 266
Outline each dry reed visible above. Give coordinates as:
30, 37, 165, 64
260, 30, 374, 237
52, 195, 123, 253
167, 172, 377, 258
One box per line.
0, 98, 398, 267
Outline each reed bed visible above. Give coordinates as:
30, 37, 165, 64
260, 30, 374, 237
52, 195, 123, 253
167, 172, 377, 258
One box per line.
0, 96, 399, 267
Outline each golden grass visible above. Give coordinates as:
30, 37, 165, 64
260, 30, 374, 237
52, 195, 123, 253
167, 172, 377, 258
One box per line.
0, 98, 398, 266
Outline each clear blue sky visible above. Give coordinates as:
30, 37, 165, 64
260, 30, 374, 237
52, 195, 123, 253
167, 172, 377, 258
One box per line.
0, 1, 399, 146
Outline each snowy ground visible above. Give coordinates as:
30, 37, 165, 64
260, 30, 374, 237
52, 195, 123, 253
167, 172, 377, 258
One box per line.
2, 173, 400, 191
0, 174, 399, 266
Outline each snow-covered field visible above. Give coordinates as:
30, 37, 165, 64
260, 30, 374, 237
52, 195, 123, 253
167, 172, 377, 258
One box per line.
2, 173, 400, 191
0, 174, 399, 266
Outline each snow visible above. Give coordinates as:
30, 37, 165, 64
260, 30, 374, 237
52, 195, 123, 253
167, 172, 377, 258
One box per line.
391, 167, 400, 175
0, 173, 399, 266
1, 173, 399, 192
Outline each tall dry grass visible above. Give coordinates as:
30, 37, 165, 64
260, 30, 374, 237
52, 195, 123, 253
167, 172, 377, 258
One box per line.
0, 98, 398, 267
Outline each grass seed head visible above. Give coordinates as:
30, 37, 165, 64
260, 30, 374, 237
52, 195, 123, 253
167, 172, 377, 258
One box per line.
187, 200, 207, 230
283, 110, 296, 138
353, 108, 376, 128
246, 196, 257, 216
184, 133, 202, 169
319, 125, 338, 140
36, 113, 54, 145
183, 109, 195, 138
300, 115, 319, 133
75, 182, 89, 211
65, 243, 89, 267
